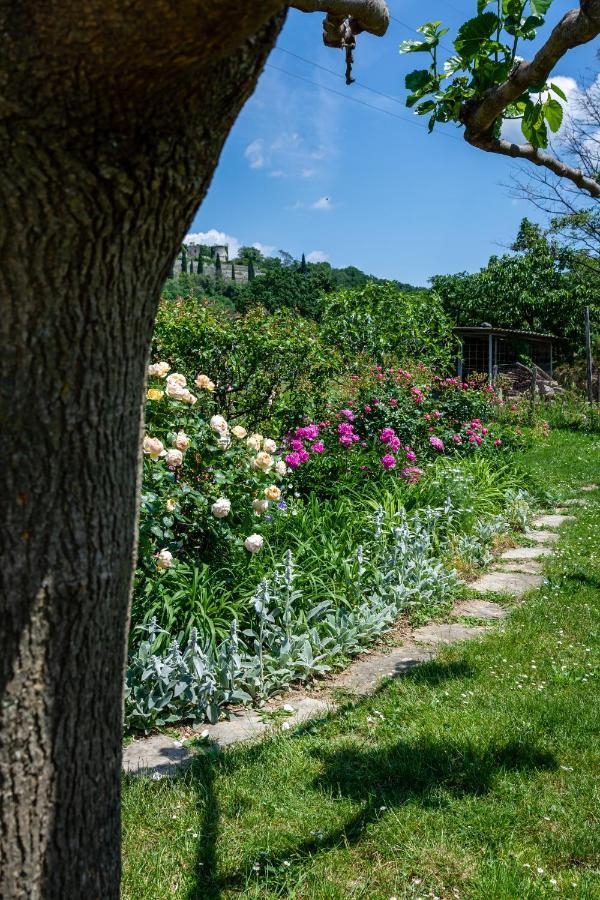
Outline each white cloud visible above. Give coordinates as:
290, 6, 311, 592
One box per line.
301, 168, 315, 178
306, 250, 329, 263
268, 169, 286, 178
501, 75, 581, 144
253, 241, 275, 257
244, 139, 265, 169
311, 196, 333, 211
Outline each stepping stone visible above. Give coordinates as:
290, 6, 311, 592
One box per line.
496, 560, 543, 575
453, 599, 508, 620
471, 571, 543, 596
524, 529, 559, 544
337, 645, 435, 695
501, 546, 553, 560
196, 697, 331, 748
413, 623, 489, 645
123, 734, 192, 776
559, 499, 587, 507
581, 484, 597, 492
532, 514, 575, 529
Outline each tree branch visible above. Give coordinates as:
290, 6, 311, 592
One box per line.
290, 0, 389, 46
470, 134, 600, 198
461, 0, 600, 194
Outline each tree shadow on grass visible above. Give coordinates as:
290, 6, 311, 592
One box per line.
186, 734, 556, 897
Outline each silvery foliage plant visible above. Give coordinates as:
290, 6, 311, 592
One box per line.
124, 507, 462, 732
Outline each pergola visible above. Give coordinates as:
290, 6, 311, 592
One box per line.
454, 325, 556, 383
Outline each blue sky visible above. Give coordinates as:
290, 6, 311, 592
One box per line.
188, 1, 599, 286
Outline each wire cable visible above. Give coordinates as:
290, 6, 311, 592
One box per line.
265, 61, 463, 142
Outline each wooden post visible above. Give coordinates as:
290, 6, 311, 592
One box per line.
585, 306, 593, 404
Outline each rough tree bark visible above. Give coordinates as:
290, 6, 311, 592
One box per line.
0, 4, 287, 897
0, 1, 389, 895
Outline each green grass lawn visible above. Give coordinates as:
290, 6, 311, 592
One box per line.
122, 430, 600, 899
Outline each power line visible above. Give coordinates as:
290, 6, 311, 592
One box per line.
274, 46, 405, 106
265, 62, 463, 142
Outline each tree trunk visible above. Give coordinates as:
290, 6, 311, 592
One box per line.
0, 4, 286, 896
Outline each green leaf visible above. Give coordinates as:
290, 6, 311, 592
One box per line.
544, 98, 563, 133
399, 38, 434, 54
405, 69, 433, 92
454, 12, 499, 60
530, 0, 552, 14
550, 81, 567, 102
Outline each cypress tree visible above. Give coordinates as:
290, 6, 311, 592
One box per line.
189, 259, 194, 274
215, 253, 222, 278
231, 263, 236, 280
198, 255, 203, 274
181, 249, 187, 273
248, 259, 255, 281
300, 252, 307, 273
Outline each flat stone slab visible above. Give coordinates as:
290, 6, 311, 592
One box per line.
413, 623, 489, 645
453, 599, 508, 620
495, 560, 543, 575
524, 529, 559, 544
581, 484, 597, 492
337, 644, 435, 695
471, 571, 543, 596
532, 514, 575, 529
501, 546, 553, 560
559, 499, 587, 507
123, 734, 192, 776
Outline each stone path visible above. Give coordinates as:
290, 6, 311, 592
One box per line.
123, 505, 581, 776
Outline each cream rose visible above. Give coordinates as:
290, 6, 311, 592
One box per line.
231, 425, 247, 440
148, 361, 170, 378
165, 498, 177, 513
156, 548, 174, 569
195, 373, 215, 391
181, 389, 197, 405
174, 430, 190, 451
263, 438, 277, 454
217, 434, 232, 450
166, 381, 186, 401
252, 499, 269, 514
246, 433, 263, 451
146, 389, 164, 401
252, 451, 273, 473
264, 485, 281, 502
166, 372, 186, 387
143, 436, 166, 459
211, 498, 231, 519
210, 414, 229, 434
165, 448, 183, 468
244, 533, 264, 554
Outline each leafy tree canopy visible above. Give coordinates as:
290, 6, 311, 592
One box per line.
431, 218, 598, 355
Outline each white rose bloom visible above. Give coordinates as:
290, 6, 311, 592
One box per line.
252, 499, 269, 514
231, 425, 247, 439
195, 373, 215, 391
217, 434, 232, 450
263, 438, 277, 454
275, 460, 287, 478
148, 361, 171, 378
210, 414, 229, 434
211, 498, 231, 519
156, 549, 173, 569
165, 448, 183, 467
165, 498, 177, 512
143, 436, 166, 459
252, 451, 273, 473
244, 533, 264, 554
174, 430, 190, 451
246, 433, 263, 451
166, 380, 186, 400
166, 372, 187, 387
181, 389, 197, 405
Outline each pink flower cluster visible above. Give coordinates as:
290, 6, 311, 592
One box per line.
338, 421, 359, 447
285, 422, 323, 469
401, 466, 424, 484
429, 436, 445, 452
